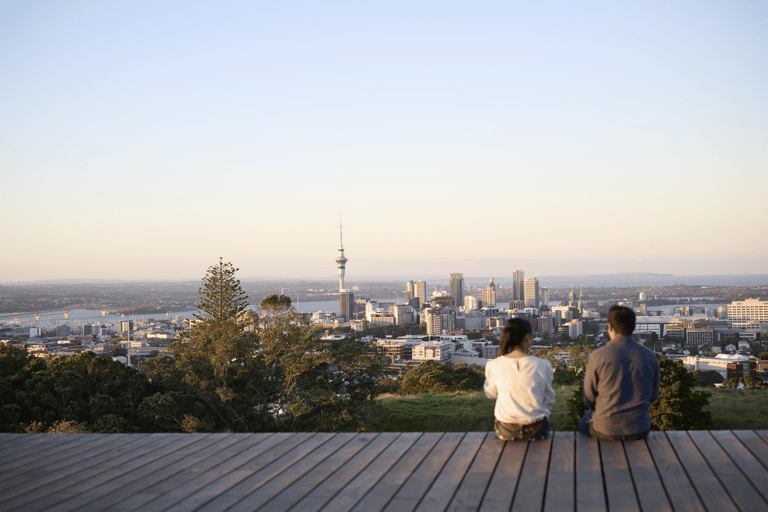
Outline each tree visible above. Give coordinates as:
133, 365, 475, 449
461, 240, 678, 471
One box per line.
650, 357, 711, 430
691, 370, 723, 387
398, 361, 484, 395
143, 259, 265, 432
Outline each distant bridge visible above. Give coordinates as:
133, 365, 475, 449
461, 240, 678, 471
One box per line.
0, 305, 191, 324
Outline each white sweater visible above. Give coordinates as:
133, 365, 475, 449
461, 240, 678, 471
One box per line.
484, 354, 556, 424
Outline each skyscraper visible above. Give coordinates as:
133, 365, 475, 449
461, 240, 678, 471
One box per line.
449, 273, 464, 308
405, 281, 414, 303
525, 276, 540, 308
513, 270, 525, 302
336, 218, 347, 293
415, 280, 427, 309
339, 290, 354, 322
482, 277, 496, 307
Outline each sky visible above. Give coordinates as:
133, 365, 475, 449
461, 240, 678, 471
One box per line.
2, 0, 766, 282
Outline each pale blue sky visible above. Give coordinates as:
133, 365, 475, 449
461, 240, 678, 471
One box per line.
2, 0, 766, 281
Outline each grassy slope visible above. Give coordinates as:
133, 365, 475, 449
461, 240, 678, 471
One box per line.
373, 386, 768, 432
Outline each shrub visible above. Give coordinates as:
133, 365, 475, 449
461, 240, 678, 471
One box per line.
398, 361, 484, 395
650, 357, 711, 430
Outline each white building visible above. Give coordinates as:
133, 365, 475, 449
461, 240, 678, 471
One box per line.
728, 299, 768, 329
681, 354, 752, 380
412, 340, 453, 363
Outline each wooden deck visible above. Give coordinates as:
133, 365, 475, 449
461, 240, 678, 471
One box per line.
1, 430, 767, 511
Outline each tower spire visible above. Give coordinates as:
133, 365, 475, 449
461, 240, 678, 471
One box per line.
336, 215, 347, 292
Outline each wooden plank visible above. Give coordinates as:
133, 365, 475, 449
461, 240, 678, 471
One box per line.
0, 433, 155, 505
446, 432, 502, 512
62, 433, 261, 512
0, 433, 85, 467
382, 432, 465, 512
543, 432, 574, 512
600, 440, 640, 512
318, 432, 421, 512
710, 430, 768, 502
0, 433, 193, 511
689, 430, 768, 511
188, 432, 363, 512
416, 431, 486, 511
0, 432, 133, 483
645, 431, 706, 512
575, 433, 606, 512
192, 432, 335, 512
279, 432, 400, 512
666, 431, 739, 512
350, 432, 442, 512
511, 434, 552, 512
623, 438, 672, 512
28, 434, 221, 512
480, 439, 527, 512
733, 430, 768, 468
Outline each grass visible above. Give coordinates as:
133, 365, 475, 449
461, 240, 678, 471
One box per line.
373, 386, 768, 432
373, 385, 577, 432
705, 388, 768, 429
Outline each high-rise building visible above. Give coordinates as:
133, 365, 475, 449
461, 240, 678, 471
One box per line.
525, 276, 540, 308
449, 273, 464, 308
513, 270, 525, 302
482, 277, 496, 307
541, 287, 549, 308
424, 307, 455, 336
464, 296, 479, 311
339, 290, 355, 322
728, 299, 768, 328
405, 281, 414, 303
415, 281, 427, 309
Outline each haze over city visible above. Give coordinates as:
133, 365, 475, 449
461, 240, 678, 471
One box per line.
2, 1, 765, 282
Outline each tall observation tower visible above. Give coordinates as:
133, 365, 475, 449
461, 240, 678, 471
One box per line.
336, 217, 347, 292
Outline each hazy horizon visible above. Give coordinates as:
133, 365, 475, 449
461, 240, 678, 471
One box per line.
3, 1, 766, 282
4, 272, 768, 289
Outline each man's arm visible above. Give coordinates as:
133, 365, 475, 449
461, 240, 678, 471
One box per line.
582, 356, 597, 410
650, 358, 660, 403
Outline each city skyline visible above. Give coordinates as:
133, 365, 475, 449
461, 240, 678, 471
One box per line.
2, 1, 766, 282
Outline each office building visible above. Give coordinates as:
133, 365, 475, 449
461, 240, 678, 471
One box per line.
525, 276, 540, 308
728, 299, 768, 328
482, 277, 496, 307
513, 270, 525, 302
415, 281, 427, 309
339, 291, 355, 322
405, 281, 414, 303
449, 273, 465, 309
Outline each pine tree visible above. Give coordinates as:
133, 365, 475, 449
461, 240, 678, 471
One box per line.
144, 259, 265, 432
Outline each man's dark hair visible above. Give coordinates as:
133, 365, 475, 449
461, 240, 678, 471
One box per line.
500, 318, 532, 355
608, 305, 636, 336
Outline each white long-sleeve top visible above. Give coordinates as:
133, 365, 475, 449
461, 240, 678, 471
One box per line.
484, 354, 556, 424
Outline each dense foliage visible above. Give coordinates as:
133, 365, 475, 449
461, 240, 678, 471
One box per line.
650, 357, 712, 430
1, 260, 391, 433
398, 361, 484, 395
0, 345, 157, 433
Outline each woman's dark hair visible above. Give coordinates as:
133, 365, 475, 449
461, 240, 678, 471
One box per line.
499, 318, 533, 355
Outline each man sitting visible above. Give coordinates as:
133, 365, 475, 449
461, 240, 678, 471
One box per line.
578, 305, 660, 440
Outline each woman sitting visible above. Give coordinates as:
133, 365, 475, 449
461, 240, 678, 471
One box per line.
484, 318, 555, 441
